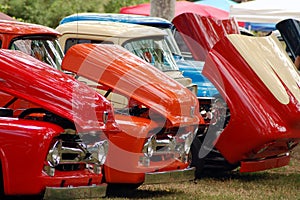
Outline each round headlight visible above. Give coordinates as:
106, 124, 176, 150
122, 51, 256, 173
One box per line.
184, 132, 194, 154
143, 135, 156, 157
47, 141, 61, 167
92, 140, 109, 165
169, 137, 177, 151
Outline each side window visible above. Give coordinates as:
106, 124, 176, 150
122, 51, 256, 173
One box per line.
0, 40, 2, 48
65, 38, 113, 53
10, 40, 32, 54
9, 38, 64, 70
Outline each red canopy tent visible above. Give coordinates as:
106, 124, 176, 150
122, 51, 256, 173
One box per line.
120, 1, 229, 20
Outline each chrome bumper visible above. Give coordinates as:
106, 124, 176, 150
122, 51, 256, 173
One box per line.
43, 184, 107, 200
144, 167, 195, 184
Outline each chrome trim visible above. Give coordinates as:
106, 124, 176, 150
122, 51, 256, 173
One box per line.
43, 184, 107, 200
45, 136, 108, 176
197, 96, 215, 100
143, 167, 195, 184
103, 111, 108, 124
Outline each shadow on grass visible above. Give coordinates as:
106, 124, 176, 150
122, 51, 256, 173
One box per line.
2, 189, 179, 200
198, 169, 300, 183
2, 195, 43, 200
106, 187, 179, 199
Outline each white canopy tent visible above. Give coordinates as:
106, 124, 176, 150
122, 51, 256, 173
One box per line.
230, 0, 300, 31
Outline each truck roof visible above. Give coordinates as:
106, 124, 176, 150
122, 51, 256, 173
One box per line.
0, 20, 60, 36
55, 20, 166, 38
59, 13, 173, 28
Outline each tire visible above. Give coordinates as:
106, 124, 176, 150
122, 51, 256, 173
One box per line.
190, 137, 205, 179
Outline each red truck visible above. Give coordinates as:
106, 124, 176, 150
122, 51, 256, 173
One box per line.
173, 13, 300, 176
0, 49, 112, 198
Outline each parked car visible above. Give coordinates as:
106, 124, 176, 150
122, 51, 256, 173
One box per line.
172, 13, 300, 176
0, 20, 200, 191
58, 13, 218, 113
55, 20, 198, 95
0, 49, 111, 199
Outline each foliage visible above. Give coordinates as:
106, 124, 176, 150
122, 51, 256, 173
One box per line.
0, 0, 151, 28
0, 0, 108, 28
0, 4, 9, 13
104, 0, 149, 13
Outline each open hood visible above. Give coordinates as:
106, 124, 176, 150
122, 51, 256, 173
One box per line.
0, 49, 117, 132
172, 13, 239, 61
204, 33, 300, 162
61, 44, 200, 126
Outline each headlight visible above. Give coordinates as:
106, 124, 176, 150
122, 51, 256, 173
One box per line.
180, 132, 195, 154
169, 137, 177, 151
143, 135, 156, 157
47, 140, 62, 167
88, 140, 109, 165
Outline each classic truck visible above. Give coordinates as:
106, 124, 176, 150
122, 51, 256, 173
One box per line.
172, 13, 300, 176
0, 49, 111, 199
60, 43, 201, 191
0, 19, 201, 194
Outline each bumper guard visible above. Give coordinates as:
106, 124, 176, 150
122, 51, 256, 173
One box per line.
43, 184, 107, 200
144, 167, 195, 184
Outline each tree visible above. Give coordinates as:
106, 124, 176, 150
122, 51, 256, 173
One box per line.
0, 0, 180, 27
103, 0, 148, 13
150, 0, 175, 21
0, 0, 106, 28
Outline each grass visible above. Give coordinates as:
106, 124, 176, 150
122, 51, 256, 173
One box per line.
102, 146, 300, 200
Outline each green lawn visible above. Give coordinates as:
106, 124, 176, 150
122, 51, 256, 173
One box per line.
104, 146, 300, 200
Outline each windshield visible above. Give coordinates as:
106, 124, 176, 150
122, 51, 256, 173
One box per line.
163, 28, 182, 57
123, 36, 178, 71
10, 37, 64, 70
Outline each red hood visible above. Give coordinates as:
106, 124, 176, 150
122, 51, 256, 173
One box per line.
0, 49, 117, 132
61, 44, 201, 127
172, 13, 239, 61
204, 34, 300, 162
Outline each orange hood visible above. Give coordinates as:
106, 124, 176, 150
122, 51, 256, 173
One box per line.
61, 44, 201, 126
